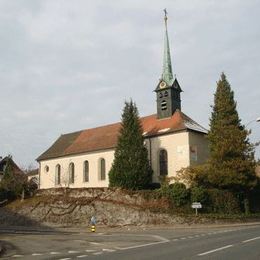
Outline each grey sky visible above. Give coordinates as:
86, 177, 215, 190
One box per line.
0, 0, 259, 168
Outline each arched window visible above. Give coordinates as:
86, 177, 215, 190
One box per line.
55, 164, 61, 185
100, 158, 106, 180
83, 160, 89, 182
159, 149, 168, 176
69, 162, 75, 184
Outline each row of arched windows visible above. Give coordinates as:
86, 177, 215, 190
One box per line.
54, 159, 106, 185
53, 150, 168, 186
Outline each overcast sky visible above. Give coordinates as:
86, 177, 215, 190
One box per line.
0, 0, 259, 168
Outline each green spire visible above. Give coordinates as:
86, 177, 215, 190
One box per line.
162, 9, 174, 86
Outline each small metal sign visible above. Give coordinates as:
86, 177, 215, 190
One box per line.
192, 202, 202, 209
191, 202, 202, 216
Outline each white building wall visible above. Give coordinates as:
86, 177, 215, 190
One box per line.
39, 131, 208, 189
188, 131, 209, 166
146, 131, 190, 183
39, 149, 114, 189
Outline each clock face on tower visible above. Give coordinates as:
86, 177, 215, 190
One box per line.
159, 81, 166, 89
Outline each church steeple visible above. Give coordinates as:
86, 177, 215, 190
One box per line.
155, 10, 182, 120
162, 9, 174, 86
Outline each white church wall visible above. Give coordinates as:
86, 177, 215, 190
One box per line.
188, 132, 209, 165
39, 149, 114, 189
146, 131, 190, 183
39, 131, 208, 189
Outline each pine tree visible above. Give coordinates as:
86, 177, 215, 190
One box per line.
208, 73, 256, 212
109, 100, 152, 190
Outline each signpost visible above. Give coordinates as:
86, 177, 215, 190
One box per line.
191, 202, 202, 216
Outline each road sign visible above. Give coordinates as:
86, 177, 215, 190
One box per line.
191, 202, 202, 209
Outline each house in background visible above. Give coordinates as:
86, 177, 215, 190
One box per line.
0, 156, 25, 182
26, 169, 39, 188
37, 14, 209, 189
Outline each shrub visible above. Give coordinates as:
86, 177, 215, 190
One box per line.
207, 189, 241, 214
168, 182, 190, 207
190, 186, 208, 205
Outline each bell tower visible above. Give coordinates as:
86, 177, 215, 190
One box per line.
155, 9, 182, 119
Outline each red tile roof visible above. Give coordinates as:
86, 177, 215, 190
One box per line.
37, 110, 207, 161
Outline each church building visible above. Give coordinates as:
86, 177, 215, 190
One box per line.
37, 13, 209, 189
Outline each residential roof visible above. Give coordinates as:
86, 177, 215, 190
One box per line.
0, 156, 25, 176
26, 169, 39, 177
37, 110, 207, 161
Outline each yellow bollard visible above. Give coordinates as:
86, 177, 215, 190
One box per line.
91, 225, 96, 232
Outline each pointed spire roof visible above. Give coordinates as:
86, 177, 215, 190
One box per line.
161, 9, 174, 86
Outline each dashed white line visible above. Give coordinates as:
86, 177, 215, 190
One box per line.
32, 253, 43, 256
117, 240, 169, 250
58, 258, 71, 260
180, 237, 186, 240
198, 244, 233, 256
86, 249, 96, 252
102, 248, 116, 252
12, 255, 24, 258
50, 251, 61, 255
68, 250, 80, 254
242, 236, 260, 243
77, 255, 88, 258
93, 252, 103, 255
90, 242, 101, 245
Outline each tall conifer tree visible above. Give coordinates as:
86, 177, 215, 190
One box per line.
208, 73, 256, 212
109, 100, 152, 190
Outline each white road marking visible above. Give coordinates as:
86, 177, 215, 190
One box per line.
77, 255, 88, 258
12, 255, 24, 258
102, 248, 115, 252
180, 237, 186, 240
85, 249, 96, 252
242, 236, 260, 243
188, 236, 194, 239
116, 240, 169, 251
68, 250, 80, 254
93, 252, 103, 255
50, 251, 61, 254
90, 242, 101, 245
198, 244, 233, 256
58, 258, 71, 260
32, 253, 43, 256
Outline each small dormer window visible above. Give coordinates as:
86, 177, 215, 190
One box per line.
164, 91, 168, 97
161, 100, 167, 110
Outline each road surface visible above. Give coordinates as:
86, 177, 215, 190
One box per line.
0, 224, 259, 259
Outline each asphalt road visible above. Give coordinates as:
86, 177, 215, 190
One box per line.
0, 224, 259, 259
